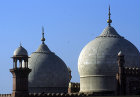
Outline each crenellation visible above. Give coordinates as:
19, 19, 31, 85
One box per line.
124, 67, 140, 76
0, 94, 11, 97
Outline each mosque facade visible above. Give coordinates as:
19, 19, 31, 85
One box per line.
0, 7, 140, 97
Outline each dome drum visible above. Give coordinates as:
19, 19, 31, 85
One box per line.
29, 87, 68, 93
80, 76, 116, 93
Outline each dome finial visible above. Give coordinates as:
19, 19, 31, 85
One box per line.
41, 26, 45, 44
107, 5, 112, 26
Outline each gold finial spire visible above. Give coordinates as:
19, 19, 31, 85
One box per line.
107, 5, 112, 26
41, 26, 45, 44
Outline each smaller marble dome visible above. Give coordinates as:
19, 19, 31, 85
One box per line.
28, 28, 69, 93
13, 45, 28, 56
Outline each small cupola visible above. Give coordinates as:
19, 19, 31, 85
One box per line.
13, 44, 28, 56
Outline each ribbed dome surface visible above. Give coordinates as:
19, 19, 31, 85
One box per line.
99, 26, 122, 38
36, 44, 51, 53
14, 46, 28, 56
28, 43, 69, 93
78, 26, 140, 93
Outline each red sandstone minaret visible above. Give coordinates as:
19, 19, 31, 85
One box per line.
116, 51, 126, 95
10, 44, 31, 97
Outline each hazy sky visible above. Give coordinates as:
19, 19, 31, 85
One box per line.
0, 0, 139, 93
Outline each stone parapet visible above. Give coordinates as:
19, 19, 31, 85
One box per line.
0, 94, 11, 97
124, 67, 140, 76
68, 82, 80, 93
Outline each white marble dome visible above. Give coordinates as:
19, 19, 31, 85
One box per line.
28, 31, 69, 93
78, 26, 140, 93
14, 45, 28, 56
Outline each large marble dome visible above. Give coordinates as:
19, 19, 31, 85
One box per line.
28, 29, 69, 93
78, 10, 140, 93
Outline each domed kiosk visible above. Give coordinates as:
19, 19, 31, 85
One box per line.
78, 7, 140, 93
14, 44, 28, 56
11, 45, 31, 97
28, 28, 69, 93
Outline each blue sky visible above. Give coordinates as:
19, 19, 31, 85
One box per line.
0, 0, 139, 93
